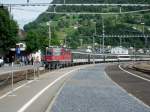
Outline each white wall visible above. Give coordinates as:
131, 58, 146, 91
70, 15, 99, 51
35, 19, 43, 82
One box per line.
111, 47, 128, 54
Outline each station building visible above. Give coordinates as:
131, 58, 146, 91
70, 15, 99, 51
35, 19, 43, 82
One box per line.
111, 46, 129, 55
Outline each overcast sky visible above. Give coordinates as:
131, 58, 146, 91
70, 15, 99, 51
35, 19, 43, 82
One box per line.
0, 0, 53, 29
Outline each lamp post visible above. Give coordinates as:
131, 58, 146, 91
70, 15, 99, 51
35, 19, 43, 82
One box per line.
47, 21, 51, 47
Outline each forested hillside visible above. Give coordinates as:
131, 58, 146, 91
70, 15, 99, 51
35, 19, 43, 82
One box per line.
0, 6, 18, 54
24, 0, 150, 51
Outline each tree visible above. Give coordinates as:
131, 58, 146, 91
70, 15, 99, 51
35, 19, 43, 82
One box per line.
0, 6, 19, 54
26, 31, 41, 53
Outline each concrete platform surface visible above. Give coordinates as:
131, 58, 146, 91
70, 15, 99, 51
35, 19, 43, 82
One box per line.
50, 64, 150, 112
0, 65, 87, 112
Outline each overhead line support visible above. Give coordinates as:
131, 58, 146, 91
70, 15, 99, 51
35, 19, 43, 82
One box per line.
2, 3, 150, 7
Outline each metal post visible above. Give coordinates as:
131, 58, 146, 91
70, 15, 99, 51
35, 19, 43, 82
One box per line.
11, 63, 14, 93
92, 22, 96, 64
141, 22, 147, 53
145, 36, 148, 48
134, 49, 136, 63
44, 64, 46, 72
142, 23, 145, 43
99, 38, 101, 53
54, 6, 56, 13
49, 64, 51, 72
47, 21, 51, 47
64, 0, 66, 4
102, 17, 105, 54
37, 66, 39, 79
11, 71, 14, 91
64, 37, 67, 47
25, 70, 28, 82
79, 39, 83, 47
119, 6, 122, 13
93, 35, 95, 64
93, 35, 95, 52
120, 36, 122, 46
33, 63, 36, 80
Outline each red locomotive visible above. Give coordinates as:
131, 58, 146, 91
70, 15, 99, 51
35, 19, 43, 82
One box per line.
41, 47, 72, 69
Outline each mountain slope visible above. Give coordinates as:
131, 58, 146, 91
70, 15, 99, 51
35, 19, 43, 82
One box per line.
24, 0, 150, 49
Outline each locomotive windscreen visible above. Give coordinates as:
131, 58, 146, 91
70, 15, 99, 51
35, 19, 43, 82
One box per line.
45, 48, 61, 56
52, 48, 61, 56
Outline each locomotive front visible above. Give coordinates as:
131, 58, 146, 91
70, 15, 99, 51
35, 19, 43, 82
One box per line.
41, 47, 72, 69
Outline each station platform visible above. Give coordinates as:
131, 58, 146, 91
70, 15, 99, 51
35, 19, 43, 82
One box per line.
0, 64, 149, 112
50, 64, 150, 112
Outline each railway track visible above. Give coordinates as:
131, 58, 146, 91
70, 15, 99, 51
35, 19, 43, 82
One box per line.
0, 63, 85, 89
0, 75, 10, 86
0, 67, 46, 89
105, 63, 150, 106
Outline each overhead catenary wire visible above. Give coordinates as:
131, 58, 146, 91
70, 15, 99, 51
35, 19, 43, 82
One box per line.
1, 3, 150, 7
45, 8, 150, 15
12, 7, 43, 13
4, 2, 150, 15
12, 7, 150, 15
78, 35, 150, 38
